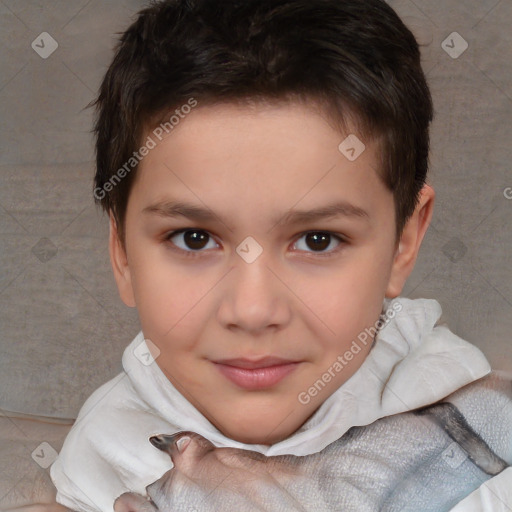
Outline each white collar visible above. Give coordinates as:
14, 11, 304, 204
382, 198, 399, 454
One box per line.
123, 296, 491, 456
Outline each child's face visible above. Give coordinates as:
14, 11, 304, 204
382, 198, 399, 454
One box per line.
111, 100, 433, 445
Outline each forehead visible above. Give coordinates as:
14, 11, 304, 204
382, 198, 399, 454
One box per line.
130, 100, 390, 228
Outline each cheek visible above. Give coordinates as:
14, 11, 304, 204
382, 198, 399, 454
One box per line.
129, 249, 209, 339
302, 252, 391, 347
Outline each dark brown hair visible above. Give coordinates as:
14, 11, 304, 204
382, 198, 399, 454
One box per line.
91, 0, 434, 246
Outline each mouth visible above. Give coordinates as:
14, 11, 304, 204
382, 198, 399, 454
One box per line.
212, 356, 300, 390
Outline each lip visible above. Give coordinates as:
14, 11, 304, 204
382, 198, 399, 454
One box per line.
212, 357, 300, 390
213, 356, 296, 369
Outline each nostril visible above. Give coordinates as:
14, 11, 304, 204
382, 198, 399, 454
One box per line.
149, 434, 166, 449
149, 431, 192, 453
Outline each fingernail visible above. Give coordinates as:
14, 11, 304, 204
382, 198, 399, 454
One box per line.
176, 435, 191, 453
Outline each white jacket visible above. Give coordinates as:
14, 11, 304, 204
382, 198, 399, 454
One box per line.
50, 296, 511, 511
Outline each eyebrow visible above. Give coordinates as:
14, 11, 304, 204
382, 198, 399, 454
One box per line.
142, 199, 370, 226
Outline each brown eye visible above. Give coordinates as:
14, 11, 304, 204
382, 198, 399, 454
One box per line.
293, 231, 344, 255
165, 229, 218, 252
306, 232, 330, 251
183, 230, 209, 250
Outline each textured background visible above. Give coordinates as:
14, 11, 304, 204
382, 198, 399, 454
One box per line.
0, 0, 511, 423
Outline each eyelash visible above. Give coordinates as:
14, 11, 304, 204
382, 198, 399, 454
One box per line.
162, 228, 348, 259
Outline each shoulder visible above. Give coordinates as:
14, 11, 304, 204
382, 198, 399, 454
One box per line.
50, 373, 136, 511
442, 371, 512, 464
56, 370, 173, 470
60, 371, 142, 450
50, 372, 176, 512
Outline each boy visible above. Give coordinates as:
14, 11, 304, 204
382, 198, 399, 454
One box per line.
49, 0, 512, 510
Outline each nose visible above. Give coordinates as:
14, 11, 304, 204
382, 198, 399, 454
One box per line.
217, 252, 291, 334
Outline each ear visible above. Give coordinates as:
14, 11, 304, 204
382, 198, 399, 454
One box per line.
385, 184, 435, 298
109, 214, 136, 307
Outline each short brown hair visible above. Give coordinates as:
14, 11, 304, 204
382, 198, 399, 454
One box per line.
91, 0, 434, 246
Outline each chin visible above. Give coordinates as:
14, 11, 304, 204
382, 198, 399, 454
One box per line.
219, 420, 292, 446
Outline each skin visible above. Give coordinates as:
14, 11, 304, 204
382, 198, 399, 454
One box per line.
109, 99, 435, 445
114, 431, 316, 512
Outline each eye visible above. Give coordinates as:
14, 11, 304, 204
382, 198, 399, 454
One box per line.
292, 231, 345, 256
163, 229, 346, 258
164, 229, 219, 255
